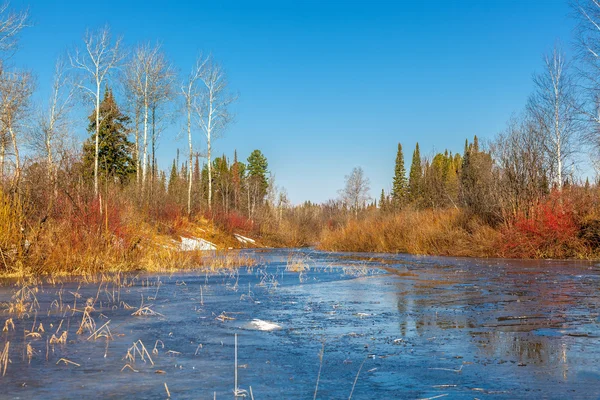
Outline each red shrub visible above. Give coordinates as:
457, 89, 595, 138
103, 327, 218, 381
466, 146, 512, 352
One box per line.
501, 191, 582, 258
210, 210, 254, 233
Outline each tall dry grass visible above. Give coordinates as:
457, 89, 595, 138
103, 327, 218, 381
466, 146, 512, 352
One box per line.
0, 187, 257, 277
319, 208, 500, 257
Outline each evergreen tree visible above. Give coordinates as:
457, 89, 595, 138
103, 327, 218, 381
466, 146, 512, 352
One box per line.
83, 87, 135, 184
408, 142, 422, 203
247, 149, 269, 198
391, 143, 407, 208
168, 159, 178, 194
379, 189, 387, 212
460, 136, 496, 223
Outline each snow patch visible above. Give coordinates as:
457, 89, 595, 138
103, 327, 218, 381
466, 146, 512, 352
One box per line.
234, 233, 256, 244
180, 237, 217, 251
244, 319, 282, 331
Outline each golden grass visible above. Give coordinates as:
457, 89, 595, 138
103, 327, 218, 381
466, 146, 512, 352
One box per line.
0, 186, 260, 277
319, 208, 501, 257
285, 254, 310, 273
0, 341, 9, 376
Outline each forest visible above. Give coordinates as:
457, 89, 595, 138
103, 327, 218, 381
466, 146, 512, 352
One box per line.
3, 2, 600, 277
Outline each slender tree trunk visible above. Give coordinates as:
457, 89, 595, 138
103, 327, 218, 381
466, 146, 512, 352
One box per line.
187, 98, 192, 216
94, 82, 100, 197
207, 99, 213, 211
555, 88, 562, 189
207, 131, 212, 211
9, 126, 19, 187
0, 139, 4, 183
151, 105, 156, 194
134, 105, 140, 186
46, 131, 55, 197
247, 184, 251, 217
142, 75, 149, 189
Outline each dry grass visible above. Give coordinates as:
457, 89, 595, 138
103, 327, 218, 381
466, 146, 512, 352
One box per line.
0, 187, 259, 277
7, 284, 39, 318
124, 340, 154, 366
319, 208, 500, 257
2, 318, 14, 332
286, 254, 310, 273
0, 341, 9, 376
49, 330, 67, 345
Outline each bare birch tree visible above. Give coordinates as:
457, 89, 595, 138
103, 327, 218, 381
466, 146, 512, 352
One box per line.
339, 167, 371, 217
0, 68, 33, 187
0, 2, 28, 184
124, 43, 175, 190
528, 45, 581, 189
122, 67, 142, 184
148, 49, 176, 184
70, 26, 122, 196
181, 56, 206, 216
0, 2, 28, 55
195, 55, 236, 211
573, 0, 600, 166
30, 58, 76, 193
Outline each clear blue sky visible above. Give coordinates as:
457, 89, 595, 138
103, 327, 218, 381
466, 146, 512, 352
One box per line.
11, 0, 574, 204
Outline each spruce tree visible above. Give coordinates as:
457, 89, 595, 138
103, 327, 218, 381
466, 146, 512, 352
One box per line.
391, 143, 407, 208
83, 87, 135, 184
379, 189, 387, 212
408, 142, 422, 203
168, 159, 178, 195
247, 150, 269, 199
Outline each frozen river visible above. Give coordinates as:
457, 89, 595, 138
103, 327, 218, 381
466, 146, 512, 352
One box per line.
1, 249, 599, 399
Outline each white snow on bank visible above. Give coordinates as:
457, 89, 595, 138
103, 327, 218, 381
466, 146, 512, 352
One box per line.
234, 233, 256, 244
245, 319, 282, 331
180, 236, 217, 251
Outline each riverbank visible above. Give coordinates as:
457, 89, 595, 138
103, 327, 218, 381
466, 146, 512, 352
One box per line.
3, 186, 600, 278
318, 199, 600, 260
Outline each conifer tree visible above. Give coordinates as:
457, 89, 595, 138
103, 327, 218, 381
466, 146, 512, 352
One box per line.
379, 189, 387, 211
247, 150, 269, 197
83, 87, 134, 185
408, 142, 422, 203
167, 159, 178, 194
247, 149, 269, 215
391, 143, 407, 208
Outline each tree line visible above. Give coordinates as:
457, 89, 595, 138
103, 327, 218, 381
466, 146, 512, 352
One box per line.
0, 3, 278, 226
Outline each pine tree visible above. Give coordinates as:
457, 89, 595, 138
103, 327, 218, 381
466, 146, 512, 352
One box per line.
391, 143, 407, 208
408, 142, 422, 204
247, 150, 269, 215
379, 189, 387, 212
247, 150, 269, 198
168, 159, 178, 195
83, 87, 134, 184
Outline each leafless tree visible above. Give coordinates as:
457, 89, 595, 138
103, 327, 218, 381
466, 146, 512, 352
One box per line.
0, 2, 28, 185
181, 56, 207, 216
29, 58, 76, 193
339, 166, 371, 217
528, 45, 581, 189
492, 113, 550, 219
572, 1, 600, 163
0, 68, 33, 187
148, 48, 176, 184
124, 43, 175, 192
0, 2, 28, 55
70, 26, 123, 196
195, 55, 237, 211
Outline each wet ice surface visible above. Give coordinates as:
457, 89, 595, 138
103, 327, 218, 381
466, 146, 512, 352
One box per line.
1, 249, 600, 399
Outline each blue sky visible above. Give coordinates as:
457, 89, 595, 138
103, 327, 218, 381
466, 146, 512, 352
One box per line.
11, 0, 574, 204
